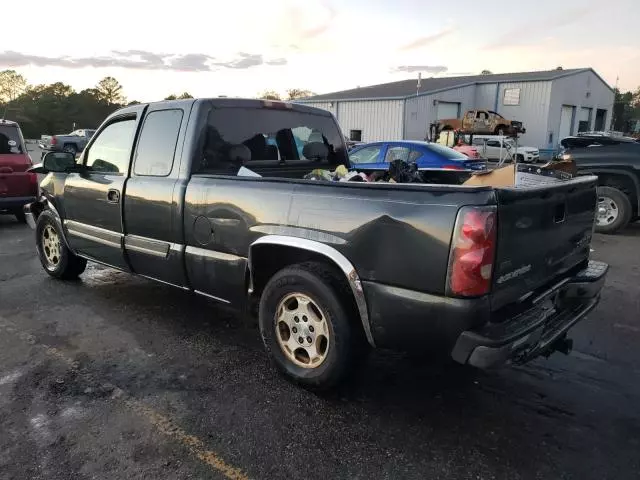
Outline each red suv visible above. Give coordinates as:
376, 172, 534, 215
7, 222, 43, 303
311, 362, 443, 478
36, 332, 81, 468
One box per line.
0, 119, 38, 223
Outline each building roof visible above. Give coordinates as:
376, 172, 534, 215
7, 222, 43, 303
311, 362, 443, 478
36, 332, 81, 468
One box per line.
300, 68, 606, 102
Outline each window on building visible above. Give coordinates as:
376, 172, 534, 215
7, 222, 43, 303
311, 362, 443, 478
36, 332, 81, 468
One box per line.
384, 146, 409, 163
134, 109, 183, 176
503, 88, 521, 106
349, 130, 362, 142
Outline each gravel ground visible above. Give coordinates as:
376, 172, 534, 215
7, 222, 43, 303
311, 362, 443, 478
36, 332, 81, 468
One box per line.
1, 212, 639, 480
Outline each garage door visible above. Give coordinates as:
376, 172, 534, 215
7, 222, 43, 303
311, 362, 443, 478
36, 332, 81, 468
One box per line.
436, 102, 459, 120
578, 107, 592, 132
559, 105, 574, 143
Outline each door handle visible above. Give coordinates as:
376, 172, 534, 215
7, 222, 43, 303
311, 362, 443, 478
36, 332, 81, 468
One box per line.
107, 189, 120, 204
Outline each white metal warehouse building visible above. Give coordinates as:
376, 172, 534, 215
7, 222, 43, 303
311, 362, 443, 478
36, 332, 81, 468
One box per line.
297, 68, 614, 153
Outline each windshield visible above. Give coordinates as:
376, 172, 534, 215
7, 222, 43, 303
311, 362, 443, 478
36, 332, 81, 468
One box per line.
198, 106, 347, 174
0, 125, 24, 154
425, 142, 470, 160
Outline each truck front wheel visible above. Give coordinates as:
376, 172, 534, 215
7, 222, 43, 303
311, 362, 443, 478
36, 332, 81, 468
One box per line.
36, 210, 87, 279
595, 186, 632, 234
258, 262, 365, 390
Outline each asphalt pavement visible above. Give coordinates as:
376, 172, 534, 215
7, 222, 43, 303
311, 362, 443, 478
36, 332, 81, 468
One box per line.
1, 206, 640, 479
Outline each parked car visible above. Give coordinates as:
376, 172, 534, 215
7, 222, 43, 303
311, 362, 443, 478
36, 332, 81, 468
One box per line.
434, 130, 482, 159
559, 134, 640, 234
349, 141, 487, 171
0, 119, 38, 222
39, 129, 96, 157
437, 109, 525, 136
469, 135, 540, 163
25, 98, 607, 390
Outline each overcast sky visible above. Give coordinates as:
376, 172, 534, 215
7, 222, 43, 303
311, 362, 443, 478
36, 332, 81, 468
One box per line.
2, 0, 638, 101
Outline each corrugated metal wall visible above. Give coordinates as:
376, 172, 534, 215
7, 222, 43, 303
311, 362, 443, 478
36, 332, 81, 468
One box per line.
548, 71, 614, 147
299, 101, 337, 117
495, 81, 552, 148
336, 100, 404, 141
403, 85, 476, 140
474, 84, 497, 110
300, 100, 403, 141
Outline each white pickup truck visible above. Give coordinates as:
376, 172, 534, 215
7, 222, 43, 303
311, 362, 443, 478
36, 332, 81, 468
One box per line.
469, 135, 540, 163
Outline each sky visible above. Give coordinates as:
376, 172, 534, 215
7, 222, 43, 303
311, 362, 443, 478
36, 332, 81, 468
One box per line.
2, 0, 639, 102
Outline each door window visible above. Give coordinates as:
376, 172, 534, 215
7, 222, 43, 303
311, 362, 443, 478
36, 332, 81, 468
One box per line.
134, 109, 183, 176
384, 146, 410, 163
85, 118, 137, 174
408, 149, 423, 162
349, 145, 382, 164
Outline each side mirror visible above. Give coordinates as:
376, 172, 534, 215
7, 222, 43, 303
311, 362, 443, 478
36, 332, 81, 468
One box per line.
42, 151, 77, 172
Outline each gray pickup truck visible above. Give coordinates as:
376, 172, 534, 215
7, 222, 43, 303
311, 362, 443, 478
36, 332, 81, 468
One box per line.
39, 129, 96, 157
25, 98, 608, 389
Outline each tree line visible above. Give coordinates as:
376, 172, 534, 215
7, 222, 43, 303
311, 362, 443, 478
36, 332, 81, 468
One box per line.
0, 69, 315, 138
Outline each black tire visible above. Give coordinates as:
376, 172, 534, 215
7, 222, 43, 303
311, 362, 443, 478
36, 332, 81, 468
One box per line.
14, 209, 27, 223
494, 125, 506, 135
62, 144, 77, 155
35, 210, 87, 279
595, 186, 632, 234
258, 261, 367, 390
515, 154, 525, 163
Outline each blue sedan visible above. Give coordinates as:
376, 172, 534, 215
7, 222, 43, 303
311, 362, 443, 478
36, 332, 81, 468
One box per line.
348, 141, 486, 171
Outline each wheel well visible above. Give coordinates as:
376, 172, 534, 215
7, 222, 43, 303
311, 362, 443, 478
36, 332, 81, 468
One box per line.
248, 244, 361, 322
597, 173, 638, 214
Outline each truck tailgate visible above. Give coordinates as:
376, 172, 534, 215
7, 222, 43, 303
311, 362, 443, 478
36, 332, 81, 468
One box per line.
0, 154, 35, 198
491, 176, 598, 311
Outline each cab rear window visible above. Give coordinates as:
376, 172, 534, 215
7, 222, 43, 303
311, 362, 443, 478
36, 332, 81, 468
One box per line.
0, 125, 24, 154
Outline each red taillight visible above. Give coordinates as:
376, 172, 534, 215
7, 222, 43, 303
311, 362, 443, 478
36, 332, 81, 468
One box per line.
50, 136, 57, 145
28, 172, 38, 187
447, 206, 497, 297
442, 164, 464, 170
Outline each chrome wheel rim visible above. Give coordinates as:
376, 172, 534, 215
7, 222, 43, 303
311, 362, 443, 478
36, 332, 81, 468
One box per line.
42, 225, 61, 268
596, 196, 619, 226
275, 293, 330, 368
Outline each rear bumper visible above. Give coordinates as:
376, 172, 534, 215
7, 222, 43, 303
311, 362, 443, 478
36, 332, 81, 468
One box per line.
451, 260, 608, 368
0, 195, 37, 211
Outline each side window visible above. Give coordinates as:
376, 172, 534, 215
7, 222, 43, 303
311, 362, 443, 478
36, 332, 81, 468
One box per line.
349, 146, 382, 164
134, 109, 183, 176
408, 149, 422, 162
384, 146, 410, 163
85, 118, 137, 175
486, 140, 501, 147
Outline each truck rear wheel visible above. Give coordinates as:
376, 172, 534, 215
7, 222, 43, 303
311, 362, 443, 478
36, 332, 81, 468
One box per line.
258, 261, 365, 390
595, 186, 632, 234
36, 210, 87, 279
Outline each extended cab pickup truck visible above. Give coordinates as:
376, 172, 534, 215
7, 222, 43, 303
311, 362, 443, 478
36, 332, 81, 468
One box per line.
25, 98, 607, 389
438, 110, 525, 136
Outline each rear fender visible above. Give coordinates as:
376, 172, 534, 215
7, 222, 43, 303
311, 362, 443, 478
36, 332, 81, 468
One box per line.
248, 235, 375, 347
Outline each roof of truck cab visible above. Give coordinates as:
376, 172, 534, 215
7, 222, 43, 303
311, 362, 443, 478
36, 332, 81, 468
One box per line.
0, 119, 20, 127
149, 98, 334, 115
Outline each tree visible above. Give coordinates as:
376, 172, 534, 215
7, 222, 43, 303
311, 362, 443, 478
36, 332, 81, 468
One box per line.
286, 88, 315, 100
164, 92, 193, 100
95, 76, 125, 105
258, 90, 281, 100
0, 70, 28, 104
480, 70, 493, 75
612, 88, 635, 132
